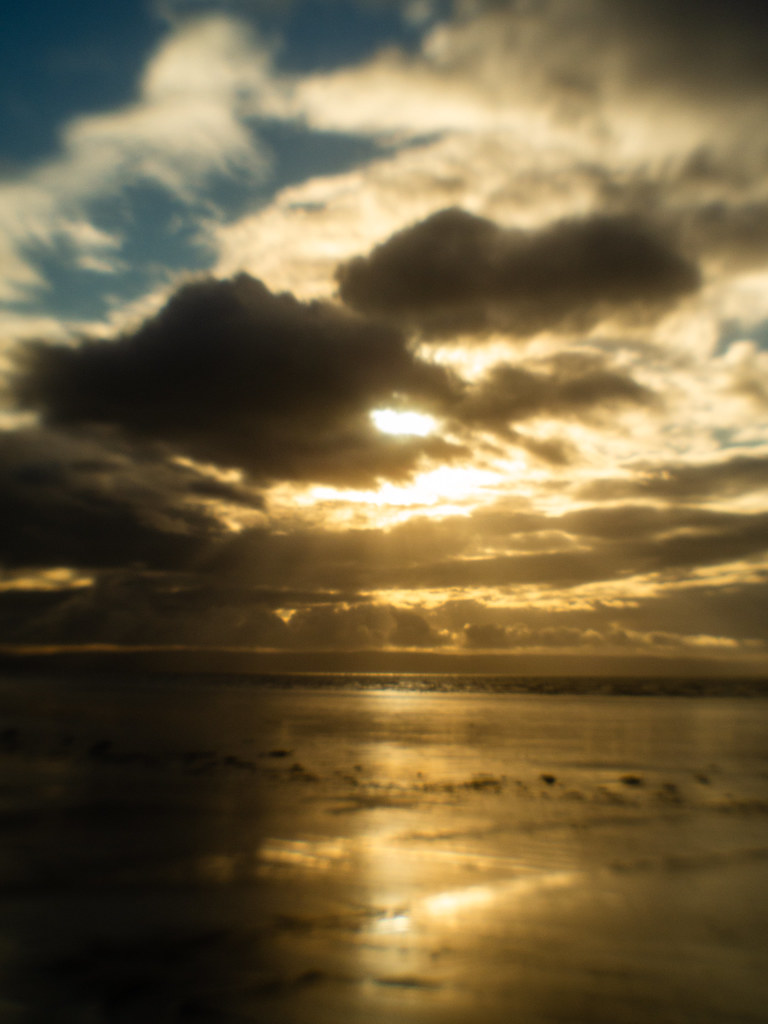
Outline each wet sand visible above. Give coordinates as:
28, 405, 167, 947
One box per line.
1, 674, 767, 1023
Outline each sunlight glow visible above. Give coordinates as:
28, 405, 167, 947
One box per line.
371, 408, 437, 436
0, 568, 95, 593
308, 463, 502, 510
420, 872, 577, 924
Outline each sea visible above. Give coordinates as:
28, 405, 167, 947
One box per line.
1, 670, 767, 1023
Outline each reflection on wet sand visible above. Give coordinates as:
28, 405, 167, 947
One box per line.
1, 678, 767, 1022
258, 830, 578, 928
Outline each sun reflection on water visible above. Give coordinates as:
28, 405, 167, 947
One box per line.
256, 829, 578, 942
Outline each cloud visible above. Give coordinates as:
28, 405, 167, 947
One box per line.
719, 340, 768, 409
451, 354, 655, 433
463, 621, 604, 651
0, 577, 444, 651
197, 500, 768, 600
604, 576, 768, 645
6, 579, 758, 656
628, 514, 768, 574
216, 0, 766, 315
367, 512, 768, 592
209, 134, 535, 302
2, 477, 767, 652
280, 601, 445, 650
337, 208, 699, 337
0, 571, 290, 648
201, 521, 463, 591
587, 1, 768, 100
286, 1, 768, 155
13, 274, 461, 487
558, 504, 752, 540
204, 0, 768, 314
0, 16, 273, 305
60, 17, 269, 197
451, 568, 768, 653
681, 202, 768, 274
0, 427, 244, 571
582, 454, 768, 502
2, 2, 767, 671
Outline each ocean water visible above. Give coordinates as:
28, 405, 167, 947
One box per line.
1, 671, 767, 1023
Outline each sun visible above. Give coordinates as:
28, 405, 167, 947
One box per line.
371, 408, 437, 437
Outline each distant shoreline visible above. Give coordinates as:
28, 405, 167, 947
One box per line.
1, 645, 767, 689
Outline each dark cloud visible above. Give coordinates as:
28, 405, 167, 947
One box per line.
557, 504, 750, 540
202, 517, 478, 591
630, 513, 768, 574
605, 576, 768, 645
593, 0, 768, 99
369, 511, 768, 592
0, 428, 239, 571
382, 549, 609, 590
0, 562, 369, 648
683, 201, 768, 272
200, 501, 768, 598
462, 572, 768, 650
582, 455, 768, 502
466, 1, 768, 103
0, 572, 290, 648
503, 432, 575, 466
464, 621, 604, 650
3, 494, 767, 650
467, 500, 768, 550
255, 601, 443, 651
389, 607, 446, 648
463, 622, 511, 649
5, 432, 759, 623
12, 274, 461, 487
336, 208, 699, 337
519, 157, 768, 278
207, 531, 533, 593
451, 355, 655, 433
10, 269, 669, 505
438, 572, 768, 652
8, 566, 765, 655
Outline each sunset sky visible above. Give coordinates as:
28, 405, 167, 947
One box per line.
2, 0, 768, 674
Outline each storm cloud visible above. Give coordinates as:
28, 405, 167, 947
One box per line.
13, 274, 460, 487
337, 209, 699, 337
451, 356, 655, 433
442, 0, 768, 118
12, 268, 663, 493
198, 503, 768, 595
582, 455, 768, 502
588, 0, 768, 99
0, 428, 238, 571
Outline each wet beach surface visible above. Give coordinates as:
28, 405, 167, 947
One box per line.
1, 674, 767, 1023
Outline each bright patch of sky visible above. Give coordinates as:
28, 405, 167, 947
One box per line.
371, 408, 437, 436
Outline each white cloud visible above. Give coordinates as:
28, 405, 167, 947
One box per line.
277, 3, 767, 163
0, 16, 275, 308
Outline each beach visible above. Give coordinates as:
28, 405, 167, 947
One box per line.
1, 673, 767, 1023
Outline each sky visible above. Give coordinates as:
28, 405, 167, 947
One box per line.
2, 0, 768, 675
